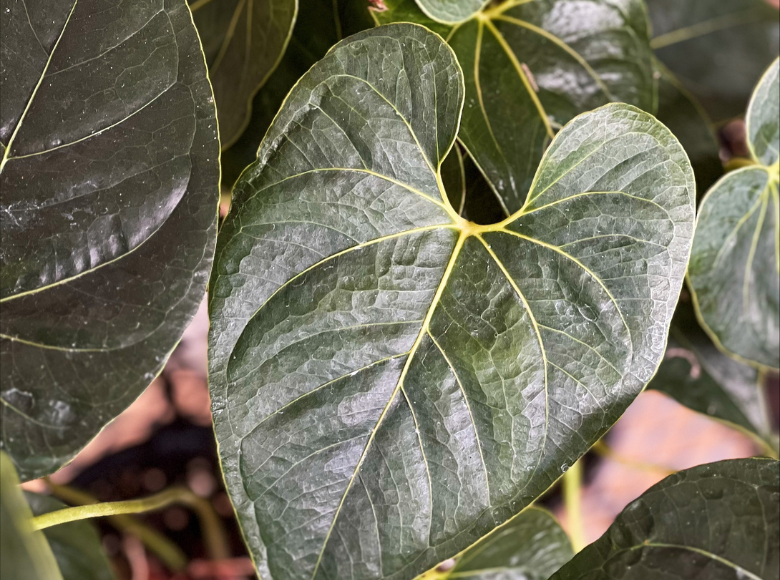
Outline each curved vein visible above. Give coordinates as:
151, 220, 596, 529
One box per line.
743, 194, 769, 313
538, 324, 622, 376
520, 189, 671, 220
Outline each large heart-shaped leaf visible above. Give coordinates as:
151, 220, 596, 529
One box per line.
373, 0, 655, 215
688, 59, 779, 370
0, 0, 220, 480
0, 453, 63, 580
189, 0, 297, 148
648, 0, 780, 122
550, 457, 780, 580
649, 303, 776, 454
430, 507, 573, 580
25, 493, 115, 580
208, 23, 694, 580
221, 0, 374, 185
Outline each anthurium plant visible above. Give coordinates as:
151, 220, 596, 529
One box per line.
0, 0, 778, 579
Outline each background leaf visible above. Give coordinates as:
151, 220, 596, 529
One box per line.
648, 302, 777, 454
25, 492, 115, 580
435, 507, 574, 580
648, 0, 780, 122
208, 21, 694, 579
549, 458, 780, 580
0, 0, 220, 480
0, 453, 63, 580
412, 0, 487, 25
189, 0, 297, 148
688, 60, 779, 370
221, 0, 374, 185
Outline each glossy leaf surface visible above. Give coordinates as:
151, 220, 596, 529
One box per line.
0, 0, 220, 479
437, 507, 573, 580
649, 304, 775, 452
208, 24, 694, 580
189, 0, 296, 148
375, 0, 655, 215
550, 458, 780, 580
26, 493, 115, 580
413, 0, 487, 25
221, 0, 374, 185
688, 60, 779, 370
0, 453, 63, 580
649, 0, 780, 121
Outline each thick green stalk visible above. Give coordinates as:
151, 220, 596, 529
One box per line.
562, 459, 586, 553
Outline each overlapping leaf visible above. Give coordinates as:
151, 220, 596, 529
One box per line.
374, 0, 655, 215
649, 0, 780, 122
189, 0, 297, 148
25, 493, 115, 580
431, 507, 573, 580
221, 0, 374, 185
649, 303, 776, 454
413, 0, 488, 26
0, 0, 220, 480
550, 458, 780, 580
208, 23, 694, 580
0, 453, 63, 580
688, 60, 779, 370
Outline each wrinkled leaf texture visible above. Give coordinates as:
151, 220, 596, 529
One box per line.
688, 59, 780, 370
0, 0, 220, 480
373, 0, 655, 215
188, 0, 297, 148
550, 458, 780, 580
208, 23, 695, 580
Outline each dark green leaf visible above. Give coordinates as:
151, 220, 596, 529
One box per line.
371, 0, 451, 37
208, 23, 695, 580
189, 0, 297, 148
649, 303, 776, 453
648, 0, 780, 122
653, 61, 723, 195
441, 507, 573, 580
221, 0, 374, 185
688, 60, 779, 370
440, 145, 466, 217
25, 493, 115, 580
374, 0, 655, 214
0, 0, 220, 480
0, 453, 63, 580
549, 457, 780, 580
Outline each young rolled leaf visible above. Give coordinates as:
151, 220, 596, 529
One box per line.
648, 0, 780, 122
549, 457, 780, 580
433, 507, 574, 580
221, 0, 374, 185
189, 0, 297, 148
0, 0, 220, 479
208, 23, 694, 580
25, 493, 115, 580
649, 305, 776, 454
0, 453, 63, 580
688, 59, 779, 370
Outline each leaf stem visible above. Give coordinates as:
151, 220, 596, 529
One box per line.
562, 459, 586, 553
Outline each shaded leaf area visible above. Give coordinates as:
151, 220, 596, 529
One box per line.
440, 146, 467, 217
0, 453, 63, 580
25, 492, 115, 580
654, 61, 722, 196
435, 507, 573, 580
648, 0, 779, 122
688, 60, 779, 370
648, 302, 776, 454
188, 0, 296, 148
374, 0, 654, 214
0, 0, 220, 479
550, 458, 780, 580
221, 0, 374, 186
208, 23, 694, 580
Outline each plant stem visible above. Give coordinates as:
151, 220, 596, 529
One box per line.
562, 459, 586, 553
592, 441, 675, 475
